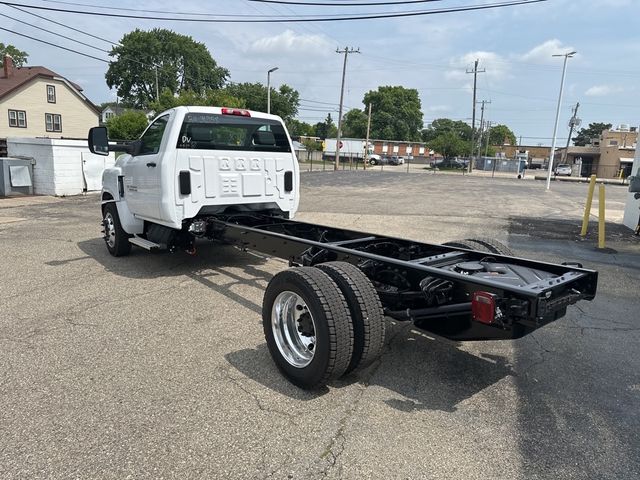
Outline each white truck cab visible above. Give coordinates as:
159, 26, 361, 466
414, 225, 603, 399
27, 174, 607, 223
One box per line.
89, 106, 299, 255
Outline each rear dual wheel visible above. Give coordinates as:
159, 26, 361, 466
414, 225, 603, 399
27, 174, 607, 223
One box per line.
262, 263, 385, 389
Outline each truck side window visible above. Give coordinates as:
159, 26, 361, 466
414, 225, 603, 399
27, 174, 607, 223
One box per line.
138, 115, 169, 155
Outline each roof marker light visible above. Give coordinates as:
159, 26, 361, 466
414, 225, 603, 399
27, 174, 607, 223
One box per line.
221, 108, 251, 117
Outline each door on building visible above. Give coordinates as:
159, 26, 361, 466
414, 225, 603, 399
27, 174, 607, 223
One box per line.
580, 157, 593, 177
81, 151, 108, 191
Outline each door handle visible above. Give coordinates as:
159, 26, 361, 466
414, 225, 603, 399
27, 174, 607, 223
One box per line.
146, 162, 157, 167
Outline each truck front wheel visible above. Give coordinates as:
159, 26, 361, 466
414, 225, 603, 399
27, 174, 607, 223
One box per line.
102, 203, 131, 257
262, 267, 353, 389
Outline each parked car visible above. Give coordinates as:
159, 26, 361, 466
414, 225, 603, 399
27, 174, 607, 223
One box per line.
368, 155, 389, 166
554, 164, 572, 176
390, 156, 405, 165
431, 158, 466, 170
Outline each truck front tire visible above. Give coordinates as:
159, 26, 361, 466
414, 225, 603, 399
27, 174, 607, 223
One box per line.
102, 203, 131, 257
443, 238, 513, 256
262, 267, 353, 389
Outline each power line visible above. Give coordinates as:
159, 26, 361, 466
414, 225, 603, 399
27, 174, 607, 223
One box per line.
0, 26, 108, 63
9, 4, 120, 46
247, 0, 448, 5
0, 1, 549, 23
0, 11, 110, 53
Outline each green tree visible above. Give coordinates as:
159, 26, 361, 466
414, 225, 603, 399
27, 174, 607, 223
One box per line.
106, 110, 149, 140
302, 139, 323, 152
341, 109, 368, 138
429, 132, 470, 159
572, 122, 612, 146
223, 82, 299, 122
301, 138, 323, 162
488, 124, 517, 146
106, 29, 229, 109
150, 87, 244, 113
287, 119, 315, 137
363, 86, 423, 141
0, 43, 28, 67
422, 118, 472, 143
314, 114, 337, 139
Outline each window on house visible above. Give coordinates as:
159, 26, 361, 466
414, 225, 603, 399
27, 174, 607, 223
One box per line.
45, 113, 62, 132
47, 85, 56, 103
8, 110, 27, 128
609, 140, 618, 146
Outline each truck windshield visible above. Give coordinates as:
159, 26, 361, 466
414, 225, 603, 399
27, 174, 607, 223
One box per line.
177, 113, 291, 153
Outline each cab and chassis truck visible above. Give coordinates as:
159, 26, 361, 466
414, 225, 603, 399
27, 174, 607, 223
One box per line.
88, 106, 598, 389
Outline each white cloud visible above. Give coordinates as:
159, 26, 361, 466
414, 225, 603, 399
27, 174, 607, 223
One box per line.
428, 105, 451, 113
517, 39, 577, 63
248, 30, 331, 57
585, 84, 625, 96
445, 51, 510, 83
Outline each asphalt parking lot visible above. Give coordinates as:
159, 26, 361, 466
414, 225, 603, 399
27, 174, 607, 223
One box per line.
1, 171, 639, 479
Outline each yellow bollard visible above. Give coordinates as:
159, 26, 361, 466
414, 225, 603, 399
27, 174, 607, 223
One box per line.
580, 175, 597, 237
598, 184, 606, 249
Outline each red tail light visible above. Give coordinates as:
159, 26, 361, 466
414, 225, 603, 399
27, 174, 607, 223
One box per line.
471, 291, 496, 324
221, 108, 251, 117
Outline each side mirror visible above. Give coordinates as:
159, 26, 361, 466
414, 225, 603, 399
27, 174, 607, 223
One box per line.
88, 126, 109, 156
130, 140, 142, 157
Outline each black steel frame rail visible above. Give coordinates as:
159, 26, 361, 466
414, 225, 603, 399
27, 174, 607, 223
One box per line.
211, 214, 598, 312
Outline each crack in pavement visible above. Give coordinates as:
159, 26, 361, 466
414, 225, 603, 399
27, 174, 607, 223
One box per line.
314, 322, 407, 479
518, 333, 555, 377
222, 368, 298, 425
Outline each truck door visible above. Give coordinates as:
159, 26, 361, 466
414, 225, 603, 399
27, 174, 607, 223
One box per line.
123, 114, 169, 221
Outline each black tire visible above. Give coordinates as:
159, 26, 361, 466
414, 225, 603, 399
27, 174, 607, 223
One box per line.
317, 261, 386, 375
464, 237, 514, 256
262, 267, 353, 389
442, 239, 477, 250
369, 159, 376, 166
102, 203, 131, 257
443, 238, 513, 256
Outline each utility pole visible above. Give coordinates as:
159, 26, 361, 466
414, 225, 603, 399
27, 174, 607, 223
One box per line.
155, 66, 160, 103
466, 59, 485, 172
476, 100, 490, 158
364, 102, 372, 171
484, 120, 492, 157
561, 102, 580, 164
334, 47, 360, 170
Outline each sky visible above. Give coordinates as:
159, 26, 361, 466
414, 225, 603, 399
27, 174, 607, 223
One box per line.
2, 0, 639, 145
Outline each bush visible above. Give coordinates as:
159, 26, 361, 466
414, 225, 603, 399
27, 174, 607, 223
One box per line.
105, 110, 149, 140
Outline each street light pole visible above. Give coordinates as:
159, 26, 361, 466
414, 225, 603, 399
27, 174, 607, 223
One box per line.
546, 51, 576, 190
267, 66, 278, 115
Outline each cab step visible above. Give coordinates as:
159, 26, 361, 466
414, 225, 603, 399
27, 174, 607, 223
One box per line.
129, 236, 160, 251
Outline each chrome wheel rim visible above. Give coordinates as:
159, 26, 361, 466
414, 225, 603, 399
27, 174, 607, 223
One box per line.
104, 212, 116, 248
272, 291, 316, 368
